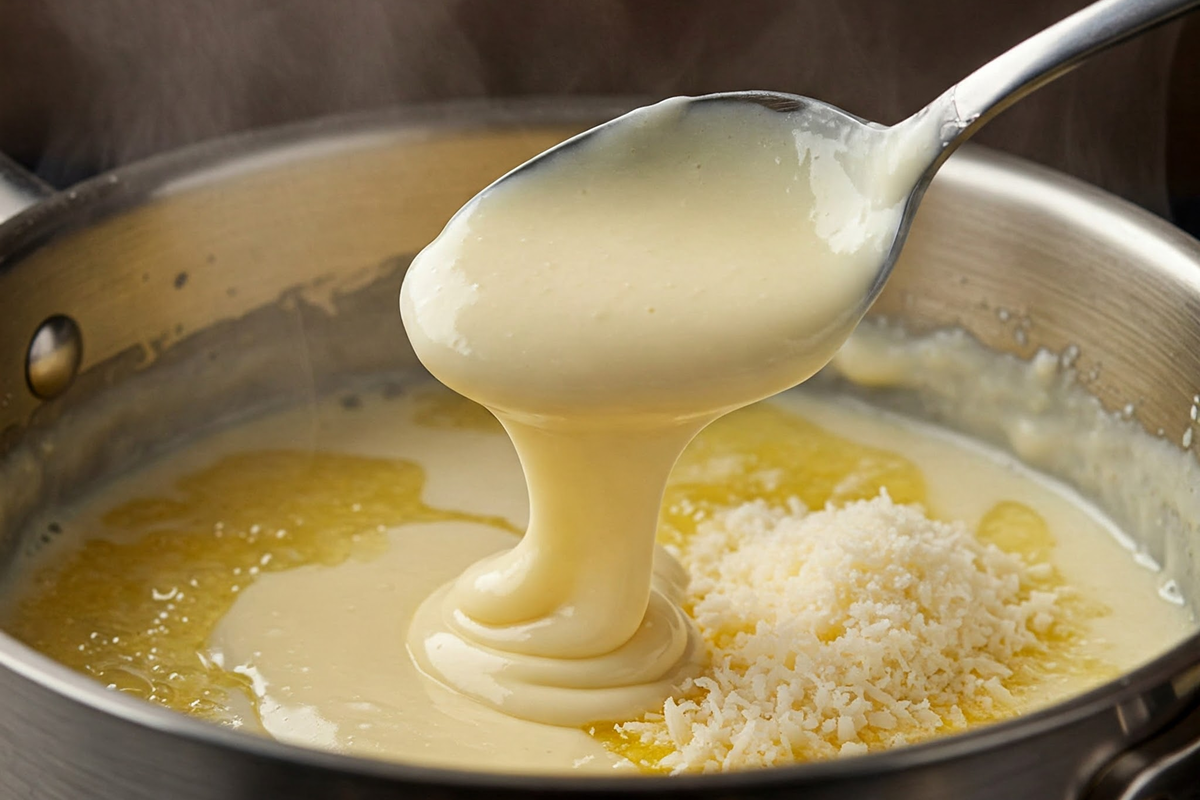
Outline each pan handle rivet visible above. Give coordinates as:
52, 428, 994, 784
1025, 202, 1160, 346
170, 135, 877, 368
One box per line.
26, 315, 83, 400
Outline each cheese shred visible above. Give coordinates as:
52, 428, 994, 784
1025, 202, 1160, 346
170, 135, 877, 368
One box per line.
619, 491, 1062, 772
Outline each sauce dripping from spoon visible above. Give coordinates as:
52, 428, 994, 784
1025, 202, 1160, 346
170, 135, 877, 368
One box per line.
401, 98, 917, 725
401, 0, 1200, 725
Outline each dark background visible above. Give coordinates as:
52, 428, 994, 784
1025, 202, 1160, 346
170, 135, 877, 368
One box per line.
1, 0, 1198, 231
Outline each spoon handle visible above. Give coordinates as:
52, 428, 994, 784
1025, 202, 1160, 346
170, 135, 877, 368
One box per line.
946, 0, 1199, 139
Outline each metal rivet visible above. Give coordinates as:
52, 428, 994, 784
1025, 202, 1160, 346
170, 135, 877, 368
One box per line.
26, 315, 83, 400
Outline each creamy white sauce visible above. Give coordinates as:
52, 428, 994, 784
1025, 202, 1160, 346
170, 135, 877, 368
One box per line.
3, 374, 1193, 774
829, 322, 1200, 615
211, 520, 632, 773
194, 385, 1190, 773
780, 391, 1194, 680
398, 97, 926, 726
4, 94, 1193, 776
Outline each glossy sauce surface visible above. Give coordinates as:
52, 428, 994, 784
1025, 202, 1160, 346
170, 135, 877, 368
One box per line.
2, 385, 1190, 773
399, 98, 921, 724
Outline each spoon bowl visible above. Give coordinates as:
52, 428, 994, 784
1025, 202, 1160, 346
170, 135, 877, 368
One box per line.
481, 0, 1199, 319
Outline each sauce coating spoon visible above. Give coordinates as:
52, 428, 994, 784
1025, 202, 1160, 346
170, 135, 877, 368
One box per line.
397, 0, 1199, 729
482, 0, 1200, 314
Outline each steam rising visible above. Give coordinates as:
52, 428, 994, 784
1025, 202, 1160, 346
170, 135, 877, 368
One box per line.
0, 0, 1183, 212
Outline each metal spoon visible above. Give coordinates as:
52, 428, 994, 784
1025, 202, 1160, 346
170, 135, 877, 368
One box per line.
486, 0, 1199, 311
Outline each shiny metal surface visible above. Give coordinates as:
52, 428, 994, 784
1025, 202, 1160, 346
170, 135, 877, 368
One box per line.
485, 0, 1200, 344
0, 101, 1198, 798
1087, 698, 1200, 800
949, 0, 1200, 133
24, 314, 82, 400
0, 152, 51, 227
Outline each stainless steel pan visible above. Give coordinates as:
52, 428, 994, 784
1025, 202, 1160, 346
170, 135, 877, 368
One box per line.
0, 100, 1197, 799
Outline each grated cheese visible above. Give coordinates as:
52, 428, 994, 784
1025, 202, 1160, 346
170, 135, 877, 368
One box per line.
619, 490, 1062, 772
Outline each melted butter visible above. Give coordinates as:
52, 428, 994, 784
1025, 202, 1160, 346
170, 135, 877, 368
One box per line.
661, 402, 926, 550
974, 502, 1121, 710
596, 396, 1156, 770
777, 393, 1177, 714
399, 98, 916, 726
3, 386, 1188, 776
978, 501, 1056, 562
3, 449, 506, 721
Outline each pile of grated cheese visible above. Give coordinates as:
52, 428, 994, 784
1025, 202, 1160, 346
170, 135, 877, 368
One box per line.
619, 490, 1062, 773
